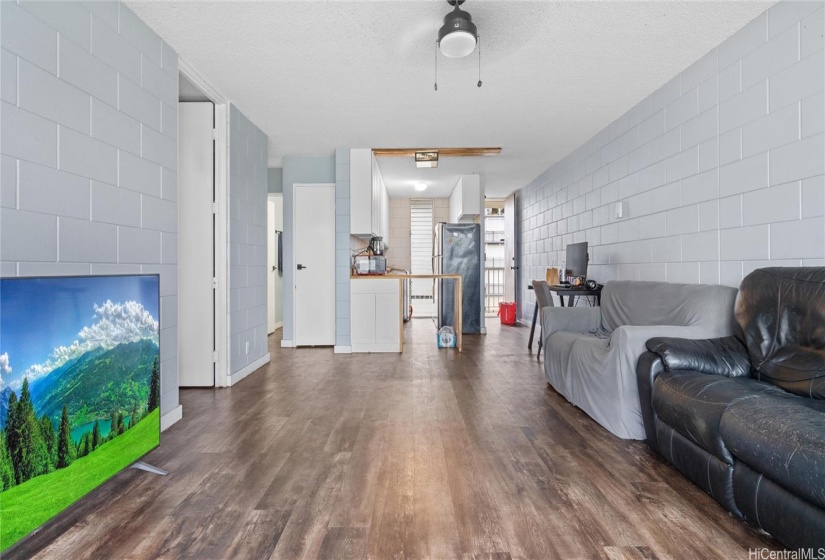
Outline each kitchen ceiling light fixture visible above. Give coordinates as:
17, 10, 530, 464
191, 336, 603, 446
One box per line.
414, 182, 428, 192
434, 0, 483, 91
415, 151, 439, 168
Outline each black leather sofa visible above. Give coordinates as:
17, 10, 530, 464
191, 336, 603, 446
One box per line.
636, 267, 825, 549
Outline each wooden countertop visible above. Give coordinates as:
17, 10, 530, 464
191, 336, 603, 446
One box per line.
349, 273, 463, 352
351, 274, 462, 279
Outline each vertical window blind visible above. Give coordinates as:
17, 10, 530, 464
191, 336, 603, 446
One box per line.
410, 199, 434, 299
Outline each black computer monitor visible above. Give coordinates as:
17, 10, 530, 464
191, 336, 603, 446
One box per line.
565, 242, 589, 279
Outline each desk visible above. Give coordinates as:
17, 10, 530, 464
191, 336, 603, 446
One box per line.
352, 274, 463, 352
527, 283, 602, 351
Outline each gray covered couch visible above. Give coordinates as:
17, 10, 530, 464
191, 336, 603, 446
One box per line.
541, 280, 738, 439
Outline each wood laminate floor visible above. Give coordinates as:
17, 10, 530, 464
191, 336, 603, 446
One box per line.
10, 320, 781, 559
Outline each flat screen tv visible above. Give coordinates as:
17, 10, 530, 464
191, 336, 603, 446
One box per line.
0, 274, 160, 552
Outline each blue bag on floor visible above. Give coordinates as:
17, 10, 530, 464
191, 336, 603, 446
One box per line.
437, 326, 456, 348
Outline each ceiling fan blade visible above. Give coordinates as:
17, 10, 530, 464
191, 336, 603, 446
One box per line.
396, 18, 439, 58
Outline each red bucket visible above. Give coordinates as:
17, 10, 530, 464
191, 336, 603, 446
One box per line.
498, 302, 517, 325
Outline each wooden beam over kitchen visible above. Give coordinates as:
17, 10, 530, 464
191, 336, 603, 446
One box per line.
372, 147, 502, 158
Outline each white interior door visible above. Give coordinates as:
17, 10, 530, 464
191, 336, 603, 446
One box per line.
294, 184, 336, 346
267, 195, 284, 333
504, 193, 516, 303
178, 102, 215, 386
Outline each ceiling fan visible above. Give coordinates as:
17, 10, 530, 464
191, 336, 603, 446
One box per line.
439, 0, 477, 58
434, 0, 482, 90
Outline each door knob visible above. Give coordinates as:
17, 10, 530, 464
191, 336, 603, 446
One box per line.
297, 264, 307, 270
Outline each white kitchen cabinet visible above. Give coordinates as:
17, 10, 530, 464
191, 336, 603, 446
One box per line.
351, 278, 401, 352
350, 148, 374, 236
373, 154, 390, 247
380, 177, 389, 247
449, 174, 481, 223
371, 154, 380, 236
350, 148, 389, 245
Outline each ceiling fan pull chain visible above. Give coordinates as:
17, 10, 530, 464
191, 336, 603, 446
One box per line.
477, 34, 482, 88
434, 40, 439, 91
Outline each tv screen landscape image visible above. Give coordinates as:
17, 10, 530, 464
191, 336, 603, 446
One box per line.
0, 275, 160, 552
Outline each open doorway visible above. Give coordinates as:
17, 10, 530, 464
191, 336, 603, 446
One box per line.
504, 193, 518, 310
177, 64, 228, 387
267, 194, 284, 333
484, 202, 505, 316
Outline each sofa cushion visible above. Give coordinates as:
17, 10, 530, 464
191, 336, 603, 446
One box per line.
721, 393, 825, 509
653, 371, 784, 464
735, 267, 825, 399
600, 280, 737, 332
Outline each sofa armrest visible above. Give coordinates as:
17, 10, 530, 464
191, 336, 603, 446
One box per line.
609, 325, 715, 356
645, 336, 751, 378
636, 351, 665, 454
540, 307, 601, 338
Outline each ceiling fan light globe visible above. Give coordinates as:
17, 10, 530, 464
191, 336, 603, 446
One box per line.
439, 31, 477, 58
438, 5, 478, 59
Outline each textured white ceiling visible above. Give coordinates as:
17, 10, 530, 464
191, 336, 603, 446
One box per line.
128, 0, 773, 198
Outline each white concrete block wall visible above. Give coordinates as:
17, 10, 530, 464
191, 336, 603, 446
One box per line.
335, 148, 351, 348
0, 0, 181, 419
228, 104, 269, 373
517, 1, 825, 320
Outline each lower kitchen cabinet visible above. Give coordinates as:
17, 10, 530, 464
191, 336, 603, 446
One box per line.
351, 278, 401, 353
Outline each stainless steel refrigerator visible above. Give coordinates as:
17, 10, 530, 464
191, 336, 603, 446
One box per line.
433, 223, 481, 334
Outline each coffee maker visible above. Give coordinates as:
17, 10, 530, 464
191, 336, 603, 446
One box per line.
369, 236, 384, 256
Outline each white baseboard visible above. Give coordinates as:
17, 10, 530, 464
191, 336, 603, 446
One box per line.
228, 353, 271, 386
160, 405, 183, 432
334, 345, 352, 354
268, 322, 283, 333
351, 344, 400, 353
281, 339, 294, 348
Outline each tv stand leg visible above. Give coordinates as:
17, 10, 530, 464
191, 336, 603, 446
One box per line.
130, 461, 169, 476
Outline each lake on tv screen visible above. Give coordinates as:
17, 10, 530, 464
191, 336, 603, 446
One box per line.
0, 275, 161, 552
